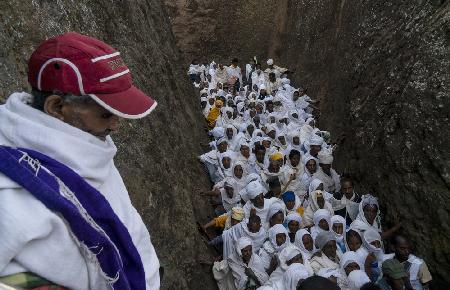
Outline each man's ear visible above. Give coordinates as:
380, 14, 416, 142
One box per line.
43, 95, 65, 121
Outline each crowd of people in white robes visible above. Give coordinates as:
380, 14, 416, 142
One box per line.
190, 57, 433, 290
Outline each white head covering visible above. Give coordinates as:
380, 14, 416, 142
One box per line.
309, 134, 324, 146
267, 59, 274, 65
340, 251, 362, 274
246, 180, 265, 199
348, 270, 371, 290
308, 178, 323, 195
362, 228, 382, 254
259, 84, 267, 90
210, 127, 225, 139
294, 229, 316, 258
317, 268, 341, 279
313, 209, 331, 233
330, 215, 346, 243
315, 231, 336, 250
355, 194, 381, 232
268, 224, 289, 252
268, 202, 285, 222
236, 237, 252, 256
318, 151, 333, 164
282, 263, 310, 290
285, 212, 302, 226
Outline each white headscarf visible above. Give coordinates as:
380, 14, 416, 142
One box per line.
268, 224, 289, 252
282, 263, 310, 290
308, 178, 323, 195
246, 180, 265, 199
362, 228, 384, 261
285, 212, 302, 228
348, 270, 371, 290
294, 229, 316, 259
313, 209, 331, 232
340, 251, 362, 274
236, 237, 252, 256
331, 215, 346, 243
317, 268, 341, 279
355, 194, 381, 232
315, 231, 336, 250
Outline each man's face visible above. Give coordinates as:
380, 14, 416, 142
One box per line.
302, 234, 314, 251
251, 193, 265, 208
288, 220, 300, 234
247, 220, 261, 233
225, 186, 234, 198
342, 181, 354, 199
226, 128, 234, 139
60, 99, 121, 141
240, 146, 250, 158
247, 125, 255, 136
275, 233, 286, 246
320, 163, 332, 175
310, 145, 321, 156
323, 240, 337, 259
233, 165, 244, 179
222, 157, 231, 169
278, 136, 286, 145
241, 245, 252, 263
218, 142, 228, 153
332, 223, 344, 235
255, 149, 265, 163
363, 204, 378, 225
318, 219, 329, 231
394, 238, 411, 262
208, 98, 215, 105
289, 154, 300, 167
268, 130, 276, 140
285, 200, 295, 210
306, 160, 316, 173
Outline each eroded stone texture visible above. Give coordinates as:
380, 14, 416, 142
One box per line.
0, 1, 216, 289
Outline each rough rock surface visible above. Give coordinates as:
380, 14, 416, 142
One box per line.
0, 1, 216, 289
165, 0, 449, 288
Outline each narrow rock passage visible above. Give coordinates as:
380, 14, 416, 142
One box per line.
192, 59, 433, 290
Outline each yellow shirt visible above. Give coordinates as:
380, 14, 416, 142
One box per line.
213, 214, 228, 229
206, 106, 221, 129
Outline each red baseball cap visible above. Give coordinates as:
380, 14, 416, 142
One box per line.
28, 32, 157, 119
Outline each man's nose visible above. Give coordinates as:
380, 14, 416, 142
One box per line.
109, 115, 122, 131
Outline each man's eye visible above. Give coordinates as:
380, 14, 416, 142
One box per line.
101, 113, 113, 119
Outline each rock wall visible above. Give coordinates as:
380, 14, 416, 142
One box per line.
0, 1, 216, 289
165, 0, 450, 288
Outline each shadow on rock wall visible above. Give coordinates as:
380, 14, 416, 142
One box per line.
0, 1, 217, 289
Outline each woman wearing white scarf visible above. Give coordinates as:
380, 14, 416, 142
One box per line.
220, 178, 242, 212
285, 212, 302, 243
310, 209, 331, 240
228, 237, 269, 290
362, 228, 389, 283
259, 224, 290, 271
266, 244, 314, 287
294, 229, 316, 260
242, 180, 282, 229
338, 251, 363, 290
231, 160, 248, 192
224, 124, 239, 151
354, 194, 382, 233
347, 270, 370, 290
281, 263, 310, 290
331, 215, 347, 257
344, 227, 370, 268
308, 178, 333, 201
216, 106, 234, 128
310, 232, 340, 274
299, 156, 318, 199
303, 190, 334, 227
217, 150, 235, 181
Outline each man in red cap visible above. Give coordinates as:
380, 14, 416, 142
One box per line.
0, 32, 160, 289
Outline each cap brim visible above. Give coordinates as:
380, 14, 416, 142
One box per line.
89, 85, 157, 119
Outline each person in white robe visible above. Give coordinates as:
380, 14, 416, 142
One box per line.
228, 237, 269, 290
310, 232, 340, 274
312, 151, 341, 194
